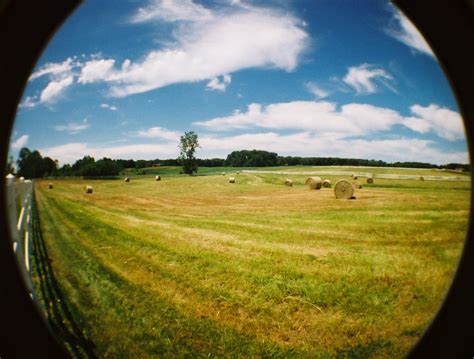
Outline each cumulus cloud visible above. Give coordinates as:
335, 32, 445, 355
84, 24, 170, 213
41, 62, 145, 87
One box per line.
100, 103, 118, 111
96, 3, 307, 97
19, 96, 38, 109
386, 9, 434, 57
54, 118, 90, 134
194, 100, 403, 137
136, 126, 181, 141
11, 135, 29, 150
197, 132, 467, 164
41, 132, 467, 166
39, 76, 74, 104
207, 74, 232, 91
343, 64, 394, 95
29, 57, 76, 81
195, 100, 465, 142
130, 0, 214, 23
403, 104, 465, 141
78, 59, 116, 84
305, 81, 329, 99
26, 2, 308, 102
41, 142, 178, 164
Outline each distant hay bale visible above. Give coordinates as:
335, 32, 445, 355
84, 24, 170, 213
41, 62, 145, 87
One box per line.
322, 179, 331, 188
366, 177, 374, 184
334, 179, 354, 199
419, 176, 424, 181
353, 181, 362, 189
124, 177, 130, 182
84, 185, 93, 194
222, 172, 226, 176
155, 175, 161, 181
48, 183, 53, 189
305, 176, 322, 190
229, 177, 235, 183
352, 174, 358, 180
284, 179, 293, 187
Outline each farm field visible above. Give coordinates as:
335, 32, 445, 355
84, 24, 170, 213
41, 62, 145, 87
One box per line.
32, 168, 470, 358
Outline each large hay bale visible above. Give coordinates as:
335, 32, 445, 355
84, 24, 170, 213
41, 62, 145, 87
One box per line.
419, 176, 424, 181
305, 177, 322, 190
323, 179, 331, 188
84, 185, 93, 194
353, 181, 362, 189
124, 177, 130, 182
284, 179, 293, 187
366, 177, 374, 184
48, 183, 53, 189
155, 175, 161, 181
334, 179, 354, 199
229, 177, 235, 183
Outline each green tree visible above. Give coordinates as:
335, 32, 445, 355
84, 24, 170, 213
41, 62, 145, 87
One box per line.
179, 131, 200, 174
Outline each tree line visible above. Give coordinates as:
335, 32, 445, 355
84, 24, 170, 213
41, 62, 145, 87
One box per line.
9, 147, 470, 179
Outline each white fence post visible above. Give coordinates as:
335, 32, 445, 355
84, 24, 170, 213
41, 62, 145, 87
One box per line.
5, 174, 34, 295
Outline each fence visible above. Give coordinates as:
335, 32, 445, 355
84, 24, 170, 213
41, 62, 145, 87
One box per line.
5, 173, 35, 296
241, 170, 470, 181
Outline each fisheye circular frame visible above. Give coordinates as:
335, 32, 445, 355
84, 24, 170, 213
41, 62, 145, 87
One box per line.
0, 0, 472, 357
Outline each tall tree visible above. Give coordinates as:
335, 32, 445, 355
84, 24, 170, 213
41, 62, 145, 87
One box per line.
178, 131, 200, 174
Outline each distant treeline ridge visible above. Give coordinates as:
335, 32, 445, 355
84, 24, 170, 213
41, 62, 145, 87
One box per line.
10, 148, 470, 178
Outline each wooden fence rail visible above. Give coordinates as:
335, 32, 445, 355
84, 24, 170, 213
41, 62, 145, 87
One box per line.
5, 173, 34, 296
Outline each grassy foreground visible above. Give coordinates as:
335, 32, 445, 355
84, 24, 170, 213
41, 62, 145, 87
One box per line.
33, 169, 470, 357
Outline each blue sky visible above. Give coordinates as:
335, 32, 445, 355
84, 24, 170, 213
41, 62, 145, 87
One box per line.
11, 0, 468, 165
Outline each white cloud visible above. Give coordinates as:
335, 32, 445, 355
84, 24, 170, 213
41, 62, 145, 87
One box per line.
404, 104, 465, 141
25, 2, 308, 103
100, 103, 118, 111
130, 0, 214, 23
343, 64, 394, 95
103, 3, 308, 97
19, 96, 38, 109
11, 135, 29, 150
194, 100, 403, 137
29, 57, 76, 81
41, 142, 179, 165
54, 118, 90, 134
305, 81, 329, 99
78, 59, 116, 84
206, 74, 231, 91
39, 76, 74, 104
136, 126, 181, 141
39, 130, 468, 166
195, 100, 465, 143
386, 9, 434, 57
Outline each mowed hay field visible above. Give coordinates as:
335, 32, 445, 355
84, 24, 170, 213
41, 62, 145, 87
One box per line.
33, 169, 470, 358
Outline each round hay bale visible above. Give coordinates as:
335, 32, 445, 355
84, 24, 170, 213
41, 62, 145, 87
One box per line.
419, 176, 424, 181
353, 181, 362, 189
306, 177, 322, 190
366, 177, 374, 184
84, 185, 93, 194
322, 179, 332, 188
124, 177, 130, 182
222, 172, 226, 176
334, 179, 354, 199
352, 174, 358, 180
229, 177, 235, 183
155, 175, 161, 181
284, 179, 293, 187
48, 183, 53, 189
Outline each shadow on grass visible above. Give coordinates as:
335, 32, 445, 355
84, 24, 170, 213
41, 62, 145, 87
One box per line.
30, 196, 97, 359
